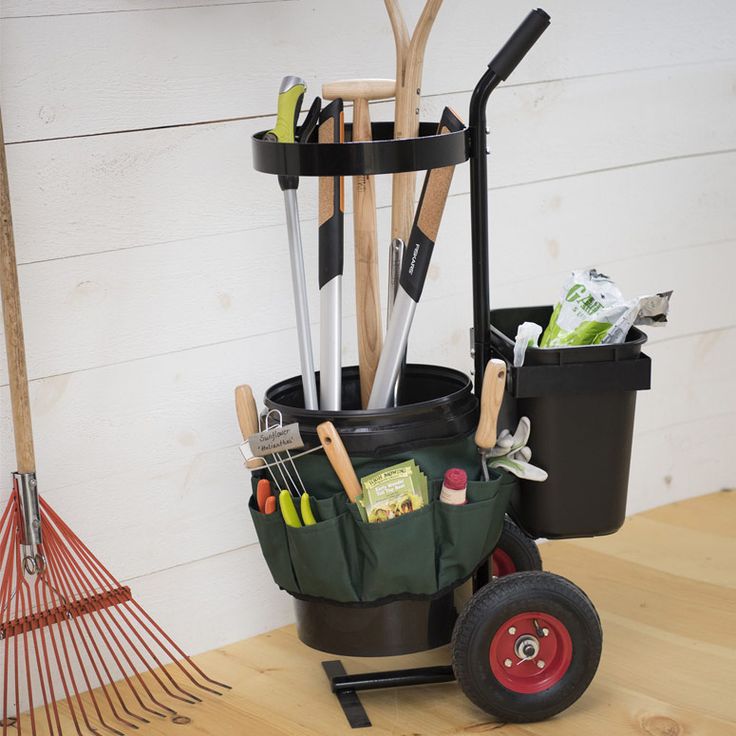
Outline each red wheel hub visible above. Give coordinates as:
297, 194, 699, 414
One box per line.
489, 612, 573, 694
490, 548, 516, 577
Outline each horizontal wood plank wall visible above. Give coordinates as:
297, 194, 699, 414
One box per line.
1, 0, 734, 655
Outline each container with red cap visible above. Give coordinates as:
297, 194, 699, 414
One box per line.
440, 468, 468, 505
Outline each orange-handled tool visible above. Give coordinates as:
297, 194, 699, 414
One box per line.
316, 421, 362, 502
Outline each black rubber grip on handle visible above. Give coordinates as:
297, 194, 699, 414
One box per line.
488, 8, 550, 80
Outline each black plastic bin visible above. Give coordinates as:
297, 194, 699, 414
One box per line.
490, 306, 651, 539
253, 364, 515, 657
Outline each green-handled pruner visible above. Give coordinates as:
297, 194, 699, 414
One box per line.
265, 76, 306, 145
264, 76, 319, 411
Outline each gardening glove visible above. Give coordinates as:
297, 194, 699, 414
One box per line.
487, 417, 548, 482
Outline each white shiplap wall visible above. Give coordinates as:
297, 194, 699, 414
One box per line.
1, 0, 734, 655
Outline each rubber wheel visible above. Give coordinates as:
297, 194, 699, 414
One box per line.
452, 571, 602, 722
491, 519, 543, 577
475, 519, 543, 591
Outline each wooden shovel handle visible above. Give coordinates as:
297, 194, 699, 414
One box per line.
0, 109, 35, 473
317, 421, 362, 502
234, 384, 265, 469
323, 79, 392, 408
475, 359, 507, 451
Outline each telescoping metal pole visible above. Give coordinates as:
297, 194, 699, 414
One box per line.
469, 8, 550, 394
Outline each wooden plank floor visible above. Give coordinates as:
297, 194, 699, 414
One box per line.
24, 490, 736, 735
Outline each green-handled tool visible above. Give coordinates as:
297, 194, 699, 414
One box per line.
301, 493, 317, 526
266, 76, 306, 144
279, 490, 302, 528
265, 76, 319, 410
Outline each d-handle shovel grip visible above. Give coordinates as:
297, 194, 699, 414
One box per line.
234, 384, 265, 469
317, 421, 362, 502
488, 8, 550, 81
475, 359, 507, 451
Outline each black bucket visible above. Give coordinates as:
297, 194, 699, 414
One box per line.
490, 306, 651, 539
264, 364, 481, 496
261, 364, 479, 656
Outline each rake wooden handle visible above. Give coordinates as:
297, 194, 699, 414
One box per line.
475, 359, 507, 451
234, 384, 265, 469
317, 421, 362, 502
0, 108, 36, 474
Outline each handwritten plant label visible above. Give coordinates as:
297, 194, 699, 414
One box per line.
247, 423, 304, 458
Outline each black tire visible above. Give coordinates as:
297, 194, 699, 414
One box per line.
452, 571, 602, 723
474, 519, 542, 591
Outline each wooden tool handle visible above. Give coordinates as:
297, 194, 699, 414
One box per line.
351, 95, 383, 407
322, 79, 395, 102
475, 359, 507, 451
317, 421, 362, 502
385, 0, 444, 246
0, 109, 36, 473
234, 384, 265, 469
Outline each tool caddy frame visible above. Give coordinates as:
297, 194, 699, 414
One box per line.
250, 8, 652, 728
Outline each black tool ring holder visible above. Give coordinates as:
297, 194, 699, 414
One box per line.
252, 121, 470, 178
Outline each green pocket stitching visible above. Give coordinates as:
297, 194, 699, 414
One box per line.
286, 512, 360, 603
352, 503, 436, 599
249, 498, 299, 593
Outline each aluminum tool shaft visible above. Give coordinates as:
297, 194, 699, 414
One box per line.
367, 288, 416, 409
284, 189, 318, 410
320, 275, 342, 409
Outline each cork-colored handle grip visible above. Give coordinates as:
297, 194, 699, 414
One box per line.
317, 421, 362, 502
0, 109, 36, 473
234, 384, 265, 469
475, 359, 507, 451
322, 79, 395, 102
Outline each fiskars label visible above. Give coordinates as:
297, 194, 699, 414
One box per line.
247, 423, 304, 457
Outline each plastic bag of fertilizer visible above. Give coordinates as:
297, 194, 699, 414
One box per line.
540, 269, 671, 347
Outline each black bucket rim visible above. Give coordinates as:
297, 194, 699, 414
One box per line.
264, 363, 473, 417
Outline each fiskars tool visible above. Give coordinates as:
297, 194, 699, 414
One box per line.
0, 106, 228, 736
266, 76, 319, 410
318, 99, 345, 410
316, 422, 362, 503
368, 107, 465, 409
322, 79, 396, 408
476, 359, 507, 481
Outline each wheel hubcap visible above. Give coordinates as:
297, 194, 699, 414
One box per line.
489, 612, 573, 694
490, 548, 516, 577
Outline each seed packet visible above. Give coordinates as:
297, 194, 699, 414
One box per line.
357, 460, 428, 523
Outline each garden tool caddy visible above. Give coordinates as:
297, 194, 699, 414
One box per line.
248, 9, 652, 727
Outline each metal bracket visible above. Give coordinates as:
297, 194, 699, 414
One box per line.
322, 660, 457, 729
322, 661, 371, 729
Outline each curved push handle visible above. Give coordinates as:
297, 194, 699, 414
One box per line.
488, 8, 550, 81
